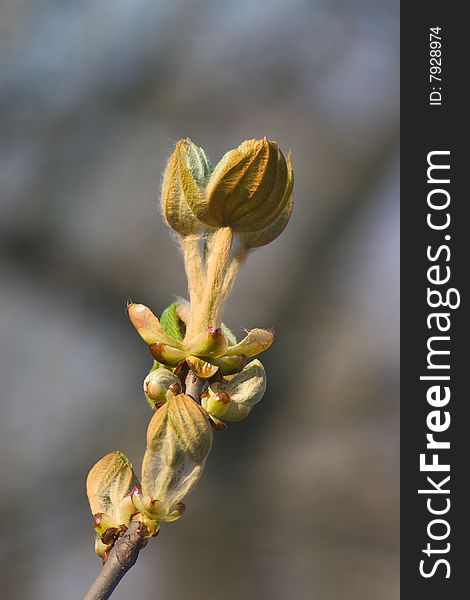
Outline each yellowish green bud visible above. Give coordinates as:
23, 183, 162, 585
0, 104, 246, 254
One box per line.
86, 451, 139, 556
187, 138, 293, 233
204, 359, 267, 422
132, 488, 185, 523
200, 390, 231, 419
161, 138, 211, 236
143, 368, 181, 409
140, 394, 212, 520
86, 451, 138, 521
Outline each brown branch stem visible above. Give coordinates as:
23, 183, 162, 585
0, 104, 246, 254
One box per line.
184, 369, 206, 402
83, 522, 147, 600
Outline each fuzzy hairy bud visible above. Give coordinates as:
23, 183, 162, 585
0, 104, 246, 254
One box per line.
143, 368, 182, 409
187, 138, 293, 233
161, 138, 211, 236
161, 137, 294, 242
138, 394, 212, 521
202, 359, 267, 422
86, 451, 139, 557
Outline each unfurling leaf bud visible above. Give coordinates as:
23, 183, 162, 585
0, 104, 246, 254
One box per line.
200, 389, 231, 419
187, 138, 293, 233
86, 451, 139, 557
161, 138, 212, 236
143, 368, 182, 410
224, 328, 274, 357
86, 451, 138, 521
202, 359, 267, 422
139, 395, 212, 521
128, 303, 183, 348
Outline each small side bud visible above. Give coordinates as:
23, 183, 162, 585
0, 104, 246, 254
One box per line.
143, 368, 182, 410
201, 389, 231, 419
205, 359, 267, 422
133, 513, 160, 538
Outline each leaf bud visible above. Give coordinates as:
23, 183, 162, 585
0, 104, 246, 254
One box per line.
86, 451, 139, 557
128, 303, 183, 348
161, 138, 211, 236
86, 451, 139, 524
140, 395, 213, 520
187, 138, 293, 233
204, 359, 267, 422
201, 389, 231, 419
143, 368, 182, 410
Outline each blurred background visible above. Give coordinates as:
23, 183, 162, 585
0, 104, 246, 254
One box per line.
0, 1, 399, 598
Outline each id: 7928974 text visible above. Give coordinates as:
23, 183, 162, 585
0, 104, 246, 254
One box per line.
429, 27, 443, 106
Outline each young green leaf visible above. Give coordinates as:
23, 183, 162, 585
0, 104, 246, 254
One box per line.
160, 302, 186, 342
221, 322, 237, 346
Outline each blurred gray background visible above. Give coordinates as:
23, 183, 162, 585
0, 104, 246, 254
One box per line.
0, 1, 399, 599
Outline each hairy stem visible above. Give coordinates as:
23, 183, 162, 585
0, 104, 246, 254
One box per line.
185, 227, 233, 338
83, 523, 147, 600
220, 246, 248, 300
182, 235, 205, 306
